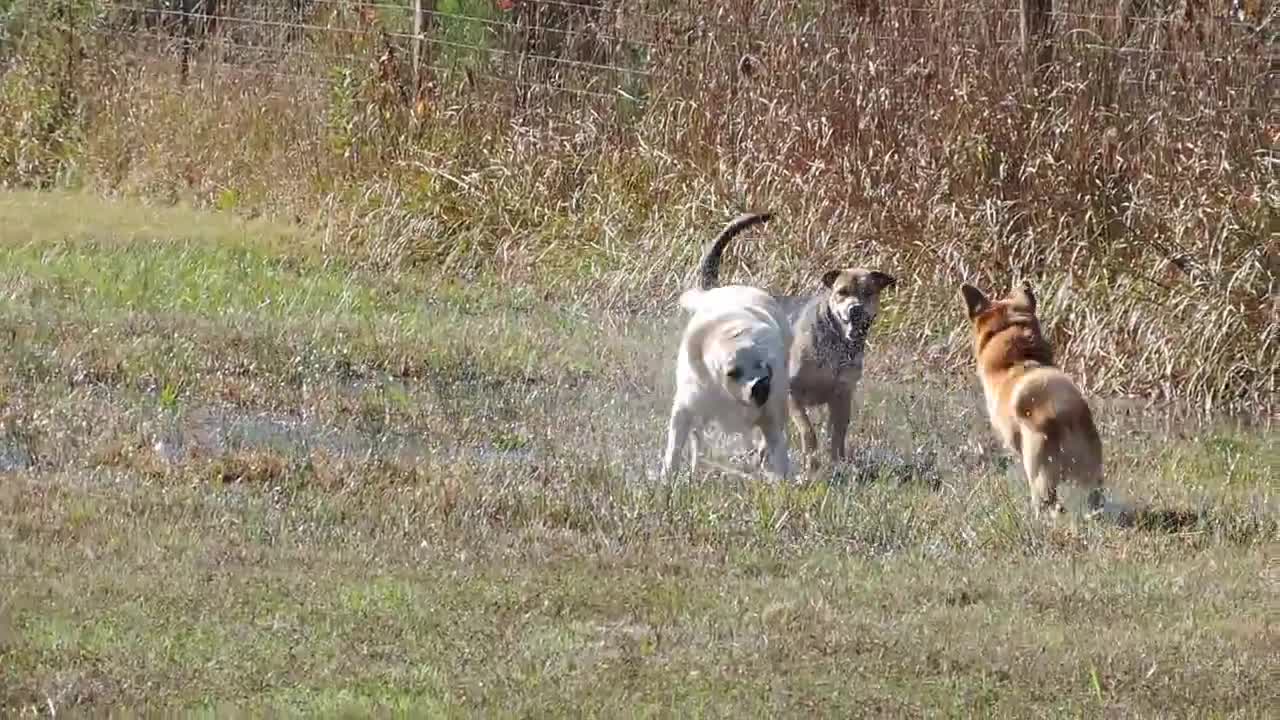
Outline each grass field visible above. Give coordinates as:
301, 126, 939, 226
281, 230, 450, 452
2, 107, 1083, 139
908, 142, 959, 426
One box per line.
0, 190, 1276, 717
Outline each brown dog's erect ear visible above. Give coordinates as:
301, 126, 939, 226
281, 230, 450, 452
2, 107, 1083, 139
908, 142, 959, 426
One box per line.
959, 284, 990, 319
867, 271, 896, 293
821, 269, 842, 289
1009, 281, 1036, 312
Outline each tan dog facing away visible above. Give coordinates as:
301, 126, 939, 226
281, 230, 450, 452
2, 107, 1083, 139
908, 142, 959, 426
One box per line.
698, 221, 896, 468
960, 282, 1104, 518
661, 213, 793, 481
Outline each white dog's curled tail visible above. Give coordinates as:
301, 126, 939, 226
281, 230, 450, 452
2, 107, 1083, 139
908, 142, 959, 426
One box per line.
696, 211, 774, 290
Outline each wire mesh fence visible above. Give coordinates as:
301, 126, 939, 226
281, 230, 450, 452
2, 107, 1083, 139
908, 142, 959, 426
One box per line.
85, 0, 1275, 112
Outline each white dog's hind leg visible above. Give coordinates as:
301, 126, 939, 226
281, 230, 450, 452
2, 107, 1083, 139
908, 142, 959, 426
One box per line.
662, 405, 694, 479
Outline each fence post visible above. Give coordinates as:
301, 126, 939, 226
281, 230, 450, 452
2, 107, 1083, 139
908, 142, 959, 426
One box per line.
1115, 0, 1134, 45
413, 0, 425, 91
1019, 0, 1053, 80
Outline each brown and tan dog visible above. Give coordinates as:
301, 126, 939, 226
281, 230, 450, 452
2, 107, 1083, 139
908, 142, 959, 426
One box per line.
697, 221, 896, 468
959, 282, 1104, 518
784, 269, 896, 466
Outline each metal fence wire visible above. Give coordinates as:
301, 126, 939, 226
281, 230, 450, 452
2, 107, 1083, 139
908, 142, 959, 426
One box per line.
92, 0, 1276, 108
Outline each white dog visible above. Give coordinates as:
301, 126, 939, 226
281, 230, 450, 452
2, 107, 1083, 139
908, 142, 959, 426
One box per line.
661, 214, 794, 480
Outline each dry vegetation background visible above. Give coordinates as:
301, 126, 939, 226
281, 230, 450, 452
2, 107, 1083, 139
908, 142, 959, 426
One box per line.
1, 2, 1278, 714
2, 0, 1269, 415
0, 0, 1276, 411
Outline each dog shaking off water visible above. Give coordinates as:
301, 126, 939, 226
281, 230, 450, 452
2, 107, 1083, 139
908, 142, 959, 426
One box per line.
960, 282, 1104, 518
661, 213, 793, 481
699, 220, 896, 468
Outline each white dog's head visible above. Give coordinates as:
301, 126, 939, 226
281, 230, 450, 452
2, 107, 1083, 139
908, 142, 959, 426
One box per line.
679, 285, 789, 411
705, 326, 779, 409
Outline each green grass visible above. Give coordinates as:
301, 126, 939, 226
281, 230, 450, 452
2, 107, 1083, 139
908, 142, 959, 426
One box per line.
0, 191, 1276, 717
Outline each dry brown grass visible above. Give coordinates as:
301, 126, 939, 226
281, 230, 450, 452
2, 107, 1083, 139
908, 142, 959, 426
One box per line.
1, 0, 1274, 417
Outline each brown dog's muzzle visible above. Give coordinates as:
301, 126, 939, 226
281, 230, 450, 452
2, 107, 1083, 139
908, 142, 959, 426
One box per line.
845, 306, 872, 341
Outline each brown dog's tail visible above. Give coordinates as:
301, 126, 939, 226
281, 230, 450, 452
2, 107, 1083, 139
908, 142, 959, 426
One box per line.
696, 212, 773, 291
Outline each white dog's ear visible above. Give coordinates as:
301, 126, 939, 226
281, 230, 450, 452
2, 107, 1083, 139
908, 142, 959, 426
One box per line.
1009, 282, 1036, 313
821, 270, 842, 288
959, 284, 990, 319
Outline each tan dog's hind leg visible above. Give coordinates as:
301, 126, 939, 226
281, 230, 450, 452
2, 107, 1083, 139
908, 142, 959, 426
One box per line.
1020, 431, 1062, 518
788, 397, 819, 470
1084, 488, 1104, 519
1065, 433, 1106, 518
1072, 472, 1106, 520
1083, 474, 1105, 517
827, 388, 852, 465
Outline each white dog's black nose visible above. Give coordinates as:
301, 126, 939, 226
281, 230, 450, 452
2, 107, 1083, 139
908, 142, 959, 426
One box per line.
750, 377, 770, 406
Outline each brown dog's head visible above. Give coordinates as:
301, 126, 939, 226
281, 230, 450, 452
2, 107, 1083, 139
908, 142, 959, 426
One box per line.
959, 282, 1053, 366
820, 269, 896, 342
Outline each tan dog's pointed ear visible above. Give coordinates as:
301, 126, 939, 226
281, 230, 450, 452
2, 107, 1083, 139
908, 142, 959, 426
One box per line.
821, 270, 842, 288
867, 271, 896, 293
960, 284, 990, 319
1009, 281, 1036, 312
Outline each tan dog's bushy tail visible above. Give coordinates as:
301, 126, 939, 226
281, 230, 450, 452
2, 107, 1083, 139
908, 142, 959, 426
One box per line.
696, 212, 773, 290
1013, 375, 1094, 440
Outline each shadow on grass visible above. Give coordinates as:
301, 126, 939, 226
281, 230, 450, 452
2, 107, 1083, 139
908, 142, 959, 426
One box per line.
708, 442, 942, 490
831, 445, 942, 491
1110, 503, 1277, 545
1121, 506, 1205, 534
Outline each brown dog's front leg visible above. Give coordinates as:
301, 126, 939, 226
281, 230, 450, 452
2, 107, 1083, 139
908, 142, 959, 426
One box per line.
788, 396, 819, 470
827, 389, 852, 465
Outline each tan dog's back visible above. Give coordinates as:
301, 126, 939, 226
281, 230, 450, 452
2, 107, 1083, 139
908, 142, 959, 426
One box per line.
961, 283, 1104, 517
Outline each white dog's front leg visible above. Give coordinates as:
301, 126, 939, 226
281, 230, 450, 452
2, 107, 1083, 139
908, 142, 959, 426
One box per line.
758, 416, 791, 481
662, 405, 694, 479
752, 430, 769, 468
689, 425, 704, 476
